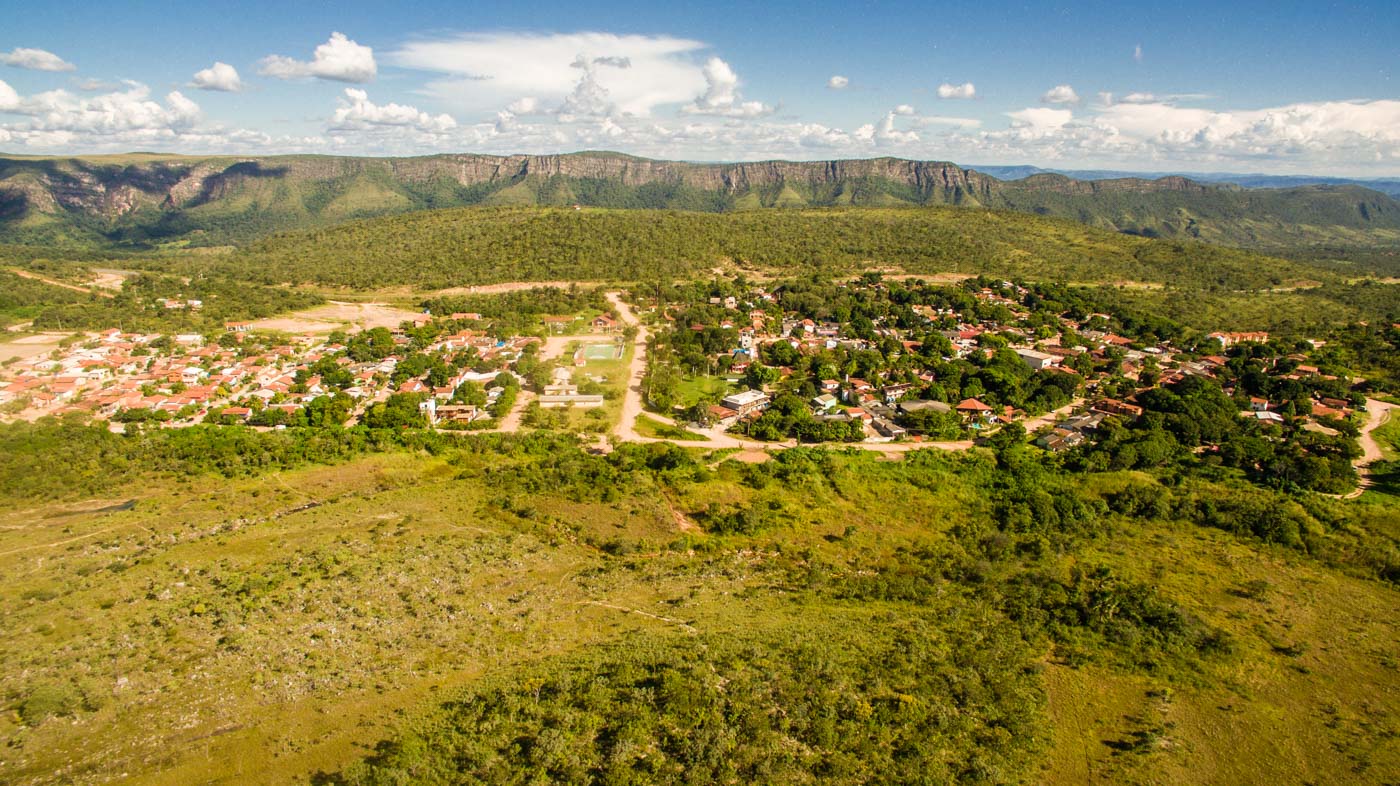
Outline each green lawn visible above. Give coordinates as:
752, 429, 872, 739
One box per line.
675, 374, 732, 407
634, 415, 708, 441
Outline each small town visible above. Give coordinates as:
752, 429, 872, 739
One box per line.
2, 275, 1379, 500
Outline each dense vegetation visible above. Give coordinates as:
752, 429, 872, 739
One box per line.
2, 412, 1396, 785
0, 270, 93, 326
224, 206, 1332, 291
27, 270, 321, 332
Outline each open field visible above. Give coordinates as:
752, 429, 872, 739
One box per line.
247, 301, 422, 333
0, 332, 76, 363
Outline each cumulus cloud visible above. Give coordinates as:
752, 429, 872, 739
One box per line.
508, 96, 542, 115
331, 88, 455, 132
937, 82, 976, 99
828, 75, 849, 89
856, 110, 920, 146
0, 81, 217, 152
912, 115, 982, 129
1040, 84, 1080, 105
260, 32, 376, 83
893, 104, 915, 116
682, 56, 773, 118
391, 32, 709, 117
1007, 107, 1074, 133
558, 55, 618, 119
190, 62, 243, 92
1, 47, 75, 72
0, 79, 19, 111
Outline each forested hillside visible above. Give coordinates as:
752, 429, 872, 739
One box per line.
225, 205, 1324, 290
3, 152, 1398, 252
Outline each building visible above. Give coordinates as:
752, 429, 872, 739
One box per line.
1209, 331, 1269, 348
1014, 348, 1061, 371
538, 393, 604, 408
1093, 398, 1144, 419
955, 398, 994, 419
721, 389, 770, 415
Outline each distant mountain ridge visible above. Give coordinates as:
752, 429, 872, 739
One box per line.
976, 164, 1400, 197
2, 150, 1398, 250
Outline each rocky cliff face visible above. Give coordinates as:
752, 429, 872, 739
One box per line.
0, 151, 1207, 220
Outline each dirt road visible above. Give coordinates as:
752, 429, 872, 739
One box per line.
1334, 398, 1396, 499
1021, 398, 1087, 433
608, 291, 652, 445
603, 290, 976, 455
6, 267, 115, 299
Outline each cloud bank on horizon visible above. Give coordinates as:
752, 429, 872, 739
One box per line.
0, 28, 1397, 176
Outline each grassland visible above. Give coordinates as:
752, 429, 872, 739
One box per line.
1, 422, 1395, 785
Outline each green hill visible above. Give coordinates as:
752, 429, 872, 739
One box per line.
223, 205, 1324, 292
3, 152, 1397, 252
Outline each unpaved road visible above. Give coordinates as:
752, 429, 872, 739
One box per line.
605, 291, 975, 455
1335, 398, 1396, 499
6, 267, 115, 299
1021, 398, 1087, 433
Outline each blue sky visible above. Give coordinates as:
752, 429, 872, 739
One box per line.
2, 0, 1397, 174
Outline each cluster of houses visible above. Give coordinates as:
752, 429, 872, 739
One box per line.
667, 281, 1357, 447
0, 319, 543, 429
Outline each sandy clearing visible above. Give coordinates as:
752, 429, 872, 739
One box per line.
248, 301, 422, 334
428, 281, 602, 297
0, 331, 77, 362
89, 268, 137, 291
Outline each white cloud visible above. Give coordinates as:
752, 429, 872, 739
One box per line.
827, 75, 849, 89
682, 56, 773, 118
1, 47, 75, 72
1041, 85, 1080, 105
893, 104, 915, 116
260, 32, 376, 83
912, 115, 982, 129
190, 62, 243, 92
1007, 107, 1074, 132
6, 83, 200, 132
1119, 92, 1158, 104
1134, 44, 1143, 63
937, 82, 976, 99
391, 32, 709, 116
559, 55, 618, 119
331, 88, 456, 132
856, 110, 920, 146
508, 96, 542, 115
0, 79, 19, 111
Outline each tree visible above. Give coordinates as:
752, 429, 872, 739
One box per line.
362, 393, 426, 429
